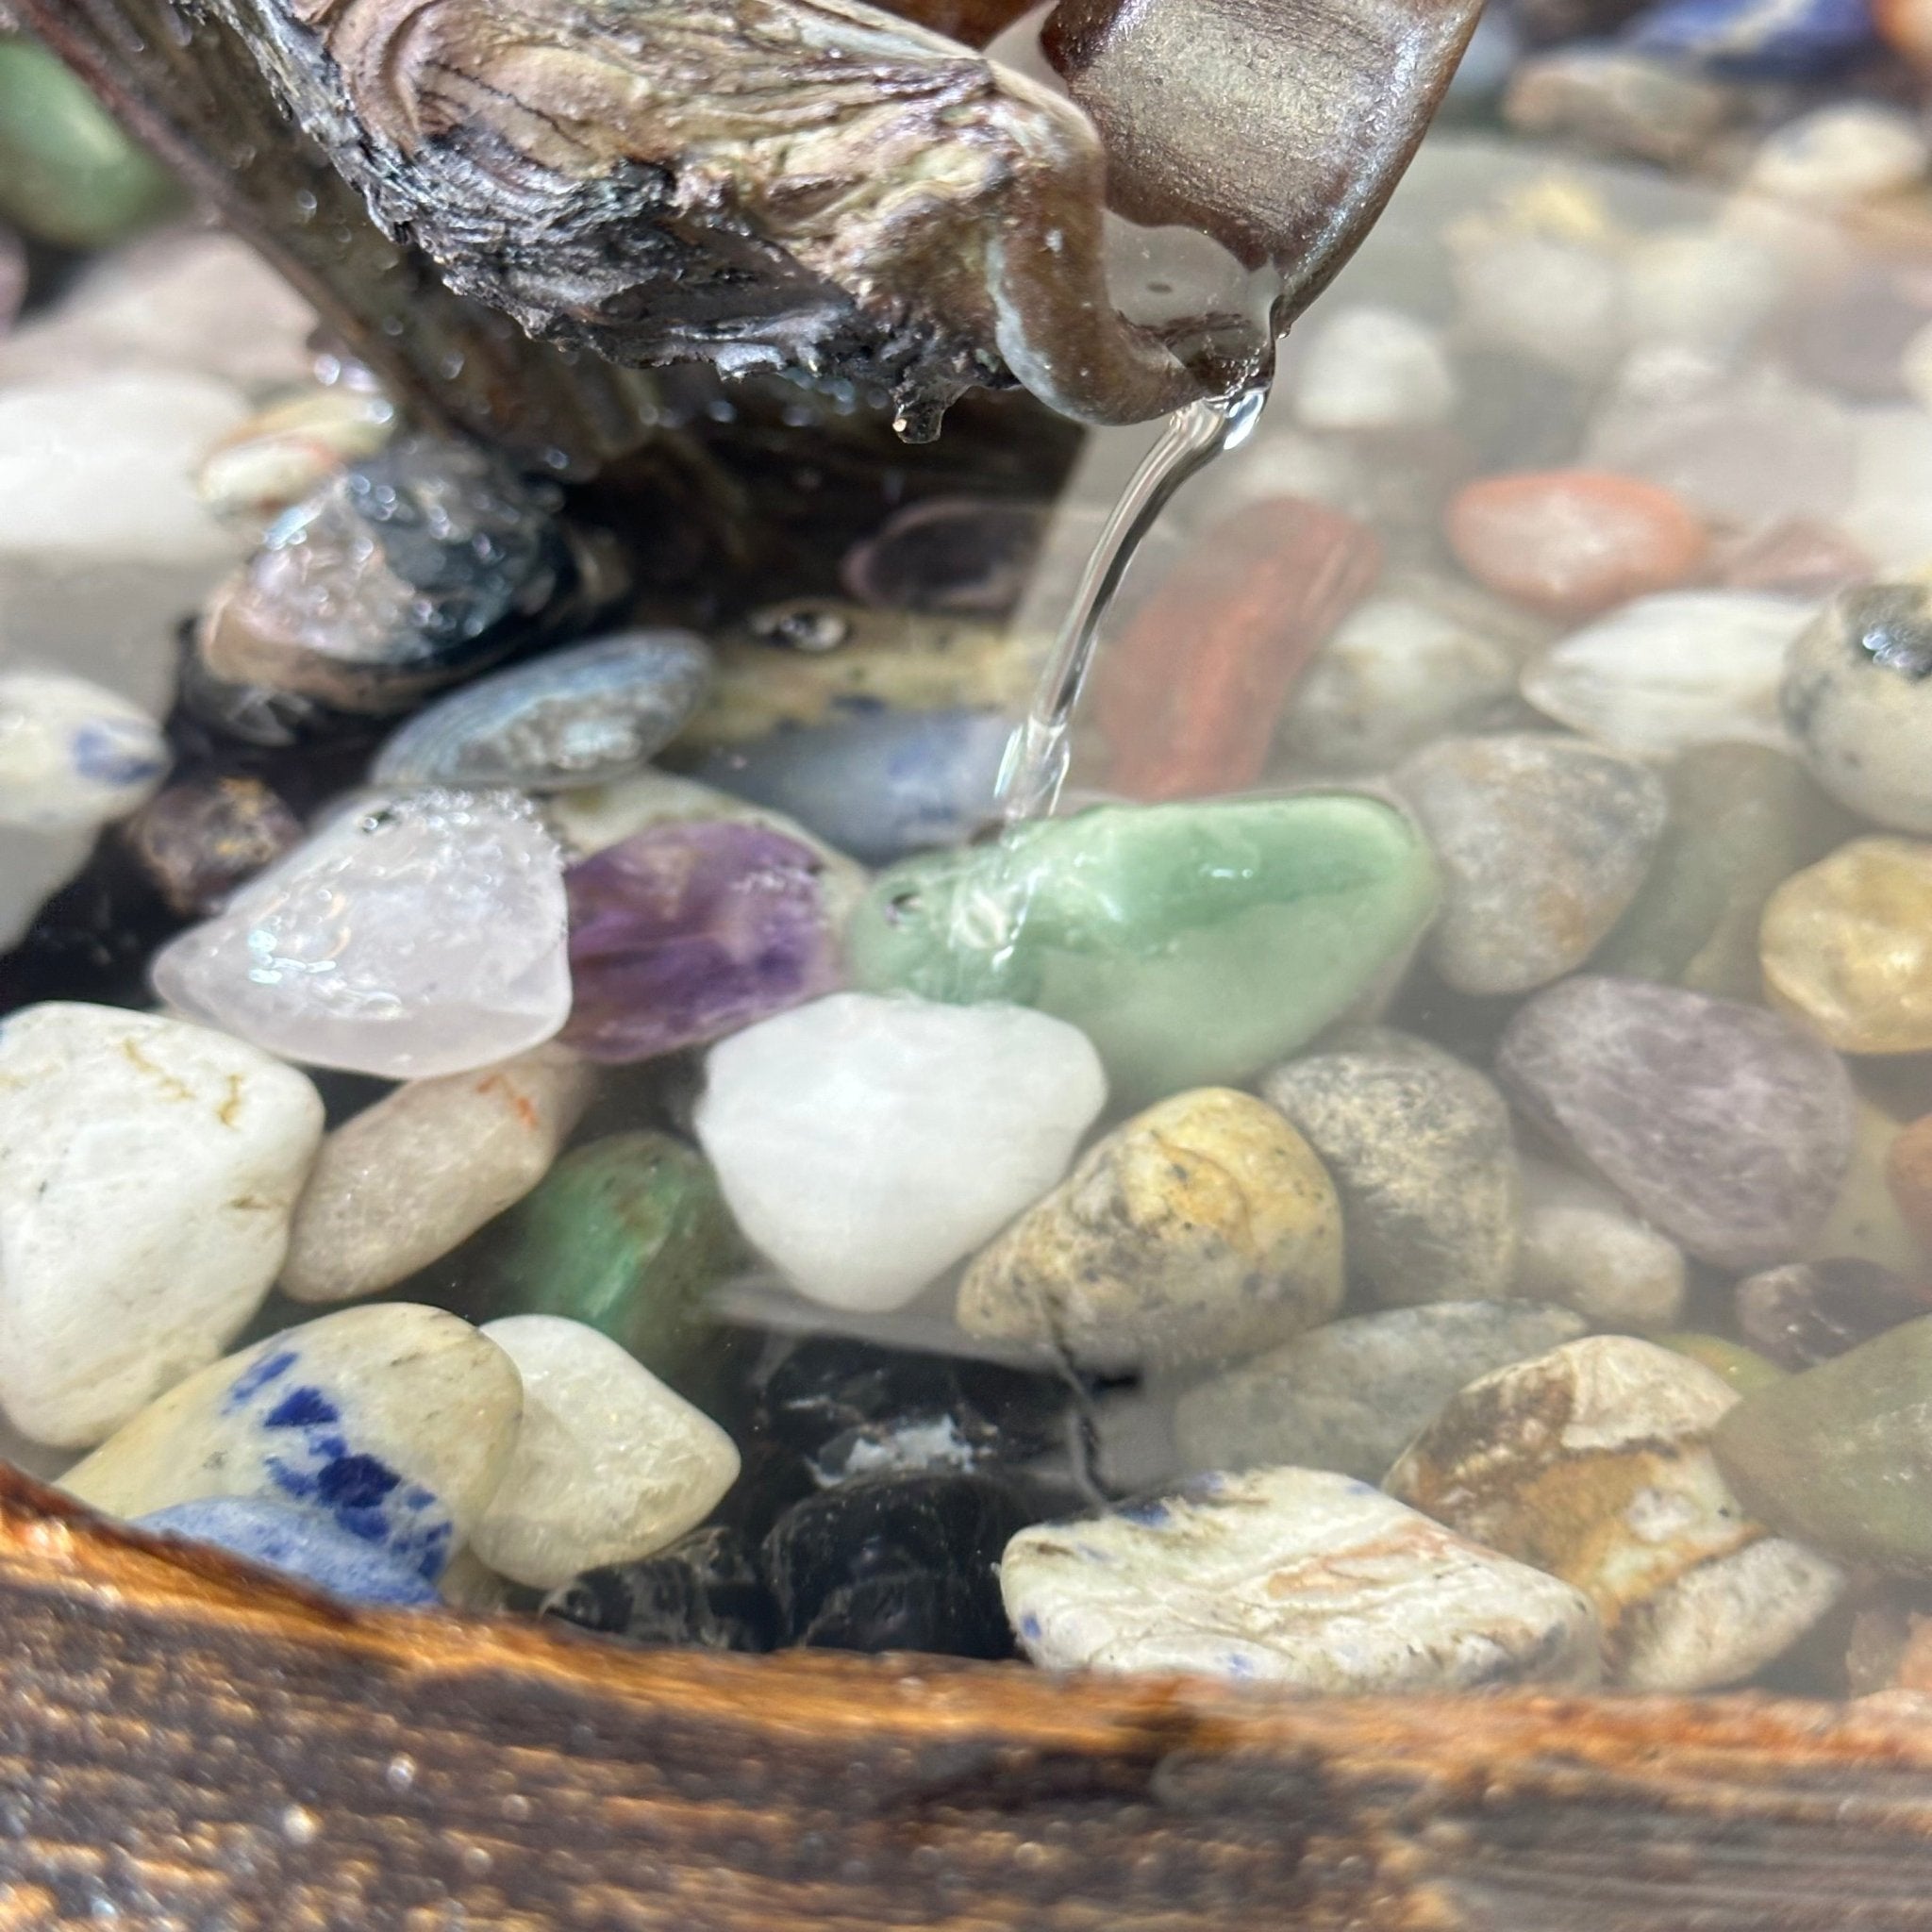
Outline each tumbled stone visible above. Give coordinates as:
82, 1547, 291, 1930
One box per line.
281, 1046, 595, 1305
694, 994, 1106, 1313
765, 1470, 1028, 1656
1259, 1029, 1520, 1306
541, 1525, 777, 1652
841, 498, 1047, 617
1394, 734, 1666, 996
1761, 839, 1932, 1054
195, 385, 398, 535
1091, 496, 1382, 801
1737, 1258, 1932, 1372
1783, 582, 1932, 834
1657, 1333, 1787, 1396
560, 820, 856, 1064
1812, 1096, 1929, 1275
1715, 519, 1872, 598
1450, 224, 1626, 380
1715, 1315, 1932, 1574
700, 707, 1012, 867
1003, 1467, 1601, 1689
1621, 226, 1789, 362
1594, 744, 1850, 1002
848, 794, 1439, 1107
1522, 591, 1811, 760
121, 776, 305, 919
1502, 47, 1735, 167
1289, 306, 1457, 431
1388, 1337, 1845, 1689
1840, 408, 1932, 570
1629, 0, 1876, 72
1277, 584, 1524, 774
470, 1316, 740, 1591
152, 789, 572, 1079
1445, 471, 1708, 620
63, 1305, 523, 1582
1496, 975, 1856, 1269
1746, 102, 1929, 203
483, 1131, 741, 1397
1889, 1112, 1932, 1254
372, 630, 712, 792
1173, 1302, 1588, 1482
135, 1496, 439, 1607
957, 1089, 1342, 1371
1512, 1156, 1688, 1328
0, 1004, 323, 1447
0, 670, 169, 833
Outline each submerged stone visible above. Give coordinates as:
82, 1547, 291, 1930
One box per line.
135, 1495, 440, 1607
848, 794, 1438, 1107
1002, 1468, 1601, 1690
541, 1525, 777, 1652
121, 775, 306, 919
1735, 1258, 1932, 1372
0, 671, 169, 833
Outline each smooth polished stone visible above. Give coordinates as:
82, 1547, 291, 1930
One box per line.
763, 1470, 1029, 1657
471, 1316, 740, 1591
841, 497, 1048, 617
152, 789, 572, 1080
1389, 1337, 1845, 1689
1624, 0, 1878, 73
1657, 1332, 1788, 1396
1446, 471, 1708, 620
1746, 102, 1929, 204
560, 821, 854, 1064
956, 1089, 1343, 1371
484, 1131, 741, 1396
195, 385, 399, 535
281, 1046, 596, 1304
372, 630, 713, 792
1715, 519, 1872, 598
135, 1495, 439, 1607
1173, 1302, 1588, 1482
1762, 838, 1932, 1054
848, 794, 1438, 1108
1003, 1468, 1601, 1690
699, 707, 1013, 867
1394, 734, 1666, 997
1715, 1316, 1932, 1574
1736, 1259, 1932, 1373
1092, 496, 1382, 801
1813, 1095, 1929, 1276
694, 994, 1107, 1313
1260, 1029, 1520, 1307
1512, 1156, 1688, 1329
62, 1304, 523, 1582
1889, 1111, 1932, 1255
0, 1004, 322, 1448
1593, 744, 1850, 1002
1289, 307, 1458, 431
1502, 47, 1736, 167
0, 671, 168, 832
1521, 591, 1812, 760
541, 1525, 777, 1652
1782, 581, 1932, 835
1496, 975, 1856, 1270
121, 776, 306, 919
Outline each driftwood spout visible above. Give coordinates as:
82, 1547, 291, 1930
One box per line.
0, 1467, 1930, 1929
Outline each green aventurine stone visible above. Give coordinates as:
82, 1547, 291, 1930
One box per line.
847, 794, 1439, 1107
484, 1132, 742, 1399
1713, 1313, 1932, 1574
0, 39, 182, 249
1592, 743, 1852, 1001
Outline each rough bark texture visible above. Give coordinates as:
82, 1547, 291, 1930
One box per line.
2, 1466, 1932, 1929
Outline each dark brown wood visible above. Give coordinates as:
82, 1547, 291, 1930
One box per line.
3, 1465, 1932, 1929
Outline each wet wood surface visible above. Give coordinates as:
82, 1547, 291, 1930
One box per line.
1, 1467, 1931, 1929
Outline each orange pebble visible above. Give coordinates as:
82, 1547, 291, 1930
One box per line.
1095, 495, 1381, 802
1887, 1112, 1932, 1255
1445, 469, 1709, 619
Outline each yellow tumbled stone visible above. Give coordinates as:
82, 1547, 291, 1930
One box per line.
956, 1087, 1342, 1372
1762, 837, 1932, 1055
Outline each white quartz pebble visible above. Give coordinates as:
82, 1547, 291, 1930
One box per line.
1522, 591, 1814, 759
695, 992, 1108, 1313
0, 1004, 323, 1447
0, 669, 169, 830
1001, 1467, 1602, 1690
62, 1304, 523, 1582
1512, 1157, 1689, 1329
471, 1316, 741, 1590
152, 788, 572, 1080
281, 1046, 597, 1304
1746, 103, 1930, 206
1289, 305, 1458, 432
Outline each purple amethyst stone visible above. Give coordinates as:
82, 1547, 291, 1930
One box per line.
562, 821, 845, 1062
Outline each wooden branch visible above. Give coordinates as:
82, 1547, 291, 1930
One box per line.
3, 1465, 1932, 1929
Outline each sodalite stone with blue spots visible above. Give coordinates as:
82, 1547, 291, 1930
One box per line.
134, 1496, 440, 1607
998, 1466, 1603, 1690
0, 670, 168, 831
1624, 0, 1877, 75
61, 1304, 524, 1584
